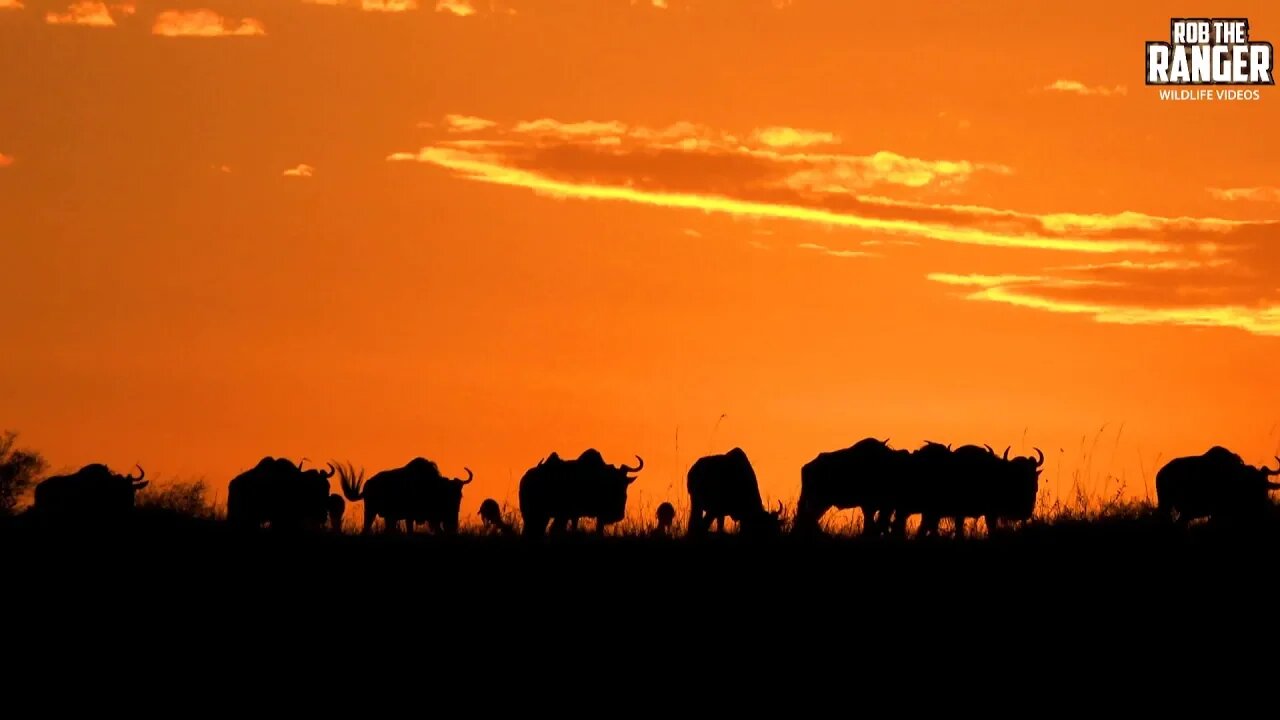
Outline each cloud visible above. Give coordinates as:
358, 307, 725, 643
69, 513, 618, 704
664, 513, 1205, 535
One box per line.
928, 272, 1280, 336
389, 115, 1280, 336
0, 0, 24, 9
283, 164, 315, 178
1043, 80, 1127, 97
434, 0, 473, 15
304, 0, 419, 9
798, 242, 877, 259
46, 1, 116, 26
753, 127, 840, 148
681, 228, 702, 238
512, 118, 629, 139
389, 116, 1171, 253
1208, 186, 1280, 203
153, 9, 265, 37
444, 114, 498, 133
0, 152, 13, 167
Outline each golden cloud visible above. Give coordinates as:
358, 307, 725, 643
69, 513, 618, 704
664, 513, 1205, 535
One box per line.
283, 164, 315, 178
434, 0, 473, 16
46, 1, 115, 26
388, 115, 1279, 336
1043, 80, 1127, 97
0, 0, 24, 9
445, 114, 499, 132
1208, 186, 1280, 203
153, 9, 265, 37
0, 152, 13, 167
753, 127, 841, 148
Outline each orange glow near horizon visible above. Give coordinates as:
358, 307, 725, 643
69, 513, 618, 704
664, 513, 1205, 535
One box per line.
2, 1, 1278, 523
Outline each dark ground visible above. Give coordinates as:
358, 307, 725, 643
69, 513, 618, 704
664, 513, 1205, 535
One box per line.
3, 512, 1277, 706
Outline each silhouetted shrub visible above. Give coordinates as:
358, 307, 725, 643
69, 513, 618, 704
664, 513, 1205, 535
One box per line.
0, 431, 46, 516
137, 479, 213, 518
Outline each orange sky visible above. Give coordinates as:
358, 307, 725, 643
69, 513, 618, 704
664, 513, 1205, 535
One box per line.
2, 0, 1278, 520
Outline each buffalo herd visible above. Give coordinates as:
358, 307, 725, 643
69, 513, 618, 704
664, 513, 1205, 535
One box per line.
24, 441, 1280, 536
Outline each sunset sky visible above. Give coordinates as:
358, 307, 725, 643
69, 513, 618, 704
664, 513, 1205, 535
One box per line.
2, 0, 1278, 520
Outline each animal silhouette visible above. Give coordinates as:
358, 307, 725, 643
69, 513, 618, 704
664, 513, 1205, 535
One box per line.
1157, 447, 1280, 524
897, 443, 1044, 537
227, 457, 342, 531
339, 458, 473, 534
794, 438, 906, 535
518, 449, 643, 537
653, 501, 676, 537
479, 498, 516, 535
33, 463, 147, 520
686, 448, 781, 536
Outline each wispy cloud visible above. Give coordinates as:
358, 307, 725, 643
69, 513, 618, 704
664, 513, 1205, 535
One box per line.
0, 152, 13, 167
46, 1, 116, 27
929, 272, 1279, 337
153, 9, 265, 37
283, 164, 315, 178
512, 118, 629, 139
304, 0, 419, 9
1043, 80, 1127, 97
0, 0, 25, 9
388, 115, 1280, 336
1208, 186, 1280, 203
388, 116, 1170, 254
753, 126, 840, 149
434, 0, 474, 16
444, 114, 498, 133
798, 242, 877, 259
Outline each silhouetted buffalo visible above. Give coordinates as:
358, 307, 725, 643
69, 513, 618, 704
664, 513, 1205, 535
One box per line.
519, 449, 643, 537
1157, 447, 1280, 524
339, 458, 473, 534
687, 447, 781, 536
33, 463, 147, 520
794, 438, 907, 535
896, 443, 1043, 537
227, 457, 343, 531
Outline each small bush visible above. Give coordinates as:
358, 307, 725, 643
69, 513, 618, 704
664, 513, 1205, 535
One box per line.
0, 431, 47, 516
137, 479, 213, 518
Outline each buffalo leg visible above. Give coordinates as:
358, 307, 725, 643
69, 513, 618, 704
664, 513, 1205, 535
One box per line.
953, 516, 965, 539
860, 508, 878, 536
363, 506, 376, 535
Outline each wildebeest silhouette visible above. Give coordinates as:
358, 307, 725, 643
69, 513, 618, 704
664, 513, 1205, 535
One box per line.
1156, 447, 1280, 524
897, 443, 1043, 537
794, 438, 907, 535
339, 458, 473, 534
478, 498, 516, 535
518, 449, 643, 537
687, 448, 781, 536
33, 463, 147, 520
227, 457, 343, 531
653, 502, 676, 537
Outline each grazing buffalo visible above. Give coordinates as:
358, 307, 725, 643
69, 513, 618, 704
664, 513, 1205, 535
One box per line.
227, 457, 344, 531
794, 438, 908, 535
1156, 447, 1280, 524
519, 449, 643, 537
33, 463, 148, 520
339, 458, 473, 534
687, 448, 782, 536
896, 443, 1043, 537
